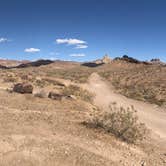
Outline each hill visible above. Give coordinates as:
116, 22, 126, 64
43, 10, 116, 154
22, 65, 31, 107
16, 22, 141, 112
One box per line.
0, 56, 165, 165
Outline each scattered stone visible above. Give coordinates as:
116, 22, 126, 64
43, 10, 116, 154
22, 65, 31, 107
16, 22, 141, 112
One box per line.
140, 160, 146, 166
13, 83, 33, 94
62, 95, 77, 100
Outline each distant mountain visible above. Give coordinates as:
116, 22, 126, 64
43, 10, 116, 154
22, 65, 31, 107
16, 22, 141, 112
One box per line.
0, 59, 54, 69
16, 59, 54, 68
0, 59, 25, 67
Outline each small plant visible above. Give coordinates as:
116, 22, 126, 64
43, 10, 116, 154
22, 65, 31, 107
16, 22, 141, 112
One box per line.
84, 104, 146, 144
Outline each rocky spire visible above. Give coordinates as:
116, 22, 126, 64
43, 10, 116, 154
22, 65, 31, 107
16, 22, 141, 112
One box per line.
102, 54, 112, 64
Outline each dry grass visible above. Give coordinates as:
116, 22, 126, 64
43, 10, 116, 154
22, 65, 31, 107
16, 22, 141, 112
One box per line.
3, 76, 17, 83
45, 66, 94, 83
44, 61, 166, 106
99, 62, 166, 106
62, 84, 94, 102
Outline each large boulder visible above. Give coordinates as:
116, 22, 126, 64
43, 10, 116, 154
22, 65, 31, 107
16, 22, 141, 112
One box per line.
13, 83, 33, 94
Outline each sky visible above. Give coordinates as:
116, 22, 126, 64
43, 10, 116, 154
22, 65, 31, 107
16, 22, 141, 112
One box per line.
0, 0, 166, 62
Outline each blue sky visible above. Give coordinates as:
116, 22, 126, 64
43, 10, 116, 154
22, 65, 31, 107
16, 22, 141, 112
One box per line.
0, 0, 166, 62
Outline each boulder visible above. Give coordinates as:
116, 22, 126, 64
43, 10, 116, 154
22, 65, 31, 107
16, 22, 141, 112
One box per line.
48, 91, 63, 100
13, 83, 33, 94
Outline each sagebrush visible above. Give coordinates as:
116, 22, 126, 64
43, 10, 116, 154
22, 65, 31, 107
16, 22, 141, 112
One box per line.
85, 104, 146, 143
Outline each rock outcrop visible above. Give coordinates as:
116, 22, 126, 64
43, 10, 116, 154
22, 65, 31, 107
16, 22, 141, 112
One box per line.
94, 55, 112, 64
114, 55, 150, 64
102, 55, 112, 64
150, 58, 165, 65
82, 55, 112, 67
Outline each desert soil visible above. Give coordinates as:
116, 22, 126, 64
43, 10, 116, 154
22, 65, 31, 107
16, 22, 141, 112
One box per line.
0, 73, 165, 165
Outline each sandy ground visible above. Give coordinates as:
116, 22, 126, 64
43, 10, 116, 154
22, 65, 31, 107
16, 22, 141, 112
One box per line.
0, 74, 165, 165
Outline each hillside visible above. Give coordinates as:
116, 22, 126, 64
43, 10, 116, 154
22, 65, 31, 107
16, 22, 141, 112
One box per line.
0, 57, 165, 165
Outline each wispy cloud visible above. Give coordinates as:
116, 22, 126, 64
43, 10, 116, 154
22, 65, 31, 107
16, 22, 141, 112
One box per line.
24, 48, 40, 53
75, 44, 88, 49
49, 52, 60, 56
69, 53, 86, 57
56, 38, 86, 45
0, 38, 10, 43
56, 38, 88, 49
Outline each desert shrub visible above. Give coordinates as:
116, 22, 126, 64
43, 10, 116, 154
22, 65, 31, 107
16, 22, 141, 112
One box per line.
20, 74, 29, 80
85, 104, 146, 143
35, 79, 46, 88
3, 76, 17, 82
62, 84, 94, 102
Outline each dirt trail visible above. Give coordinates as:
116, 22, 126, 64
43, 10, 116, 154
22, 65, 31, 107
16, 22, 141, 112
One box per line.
84, 73, 166, 141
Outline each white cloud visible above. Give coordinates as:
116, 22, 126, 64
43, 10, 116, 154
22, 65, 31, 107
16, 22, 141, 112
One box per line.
24, 48, 40, 53
56, 38, 86, 45
75, 44, 88, 49
0, 38, 10, 43
56, 38, 88, 49
69, 53, 86, 57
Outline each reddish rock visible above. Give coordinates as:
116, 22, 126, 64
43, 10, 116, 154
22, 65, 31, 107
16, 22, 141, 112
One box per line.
13, 83, 33, 94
